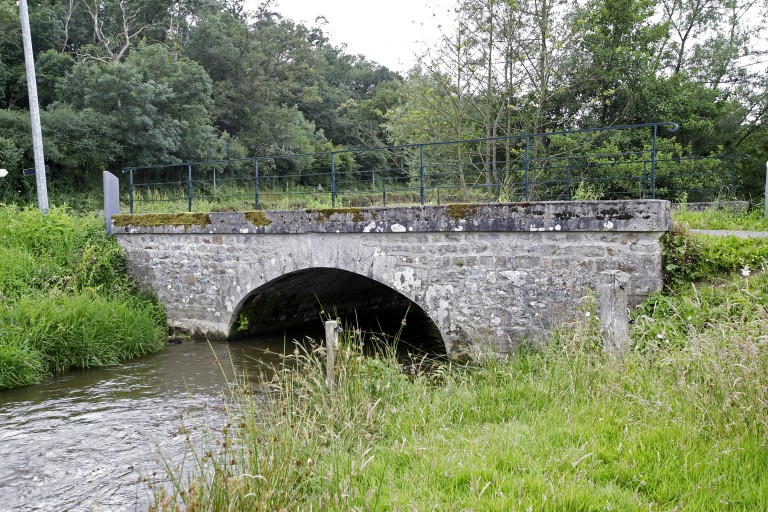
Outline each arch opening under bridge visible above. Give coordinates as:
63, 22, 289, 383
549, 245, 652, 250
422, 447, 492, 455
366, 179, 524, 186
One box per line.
230, 267, 446, 355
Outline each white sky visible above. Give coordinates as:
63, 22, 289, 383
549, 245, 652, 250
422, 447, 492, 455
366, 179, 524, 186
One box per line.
266, 0, 457, 72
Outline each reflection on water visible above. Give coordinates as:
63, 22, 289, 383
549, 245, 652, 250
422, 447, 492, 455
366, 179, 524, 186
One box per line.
0, 337, 295, 512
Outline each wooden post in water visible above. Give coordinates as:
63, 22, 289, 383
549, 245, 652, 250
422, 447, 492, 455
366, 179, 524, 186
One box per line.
325, 320, 339, 389
599, 270, 630, 357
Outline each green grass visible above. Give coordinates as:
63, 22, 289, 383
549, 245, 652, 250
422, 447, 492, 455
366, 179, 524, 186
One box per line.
0, 204, 165, 389
154, 264, 768, 511
672, 203, 768, 231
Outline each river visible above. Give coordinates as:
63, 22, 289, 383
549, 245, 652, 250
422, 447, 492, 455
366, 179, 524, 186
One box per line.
0, 337, 296, 511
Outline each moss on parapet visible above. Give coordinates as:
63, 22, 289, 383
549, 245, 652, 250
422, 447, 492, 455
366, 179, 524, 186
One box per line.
112, 213, 211, 230
311, 208, 367, 223
445, 204, 479, 221
244, 211, 272, 227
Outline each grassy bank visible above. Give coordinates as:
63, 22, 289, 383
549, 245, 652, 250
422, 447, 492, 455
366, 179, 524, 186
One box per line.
672, 202, 768, 231
0, 205, 165, 389
155, 226, 768, 510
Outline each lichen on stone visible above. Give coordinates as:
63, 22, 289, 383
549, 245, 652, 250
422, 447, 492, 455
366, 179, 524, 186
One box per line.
244, 211, 272, 227
113, 213, 211, 230
312, 208, 366, 223
445, 204, 479, 220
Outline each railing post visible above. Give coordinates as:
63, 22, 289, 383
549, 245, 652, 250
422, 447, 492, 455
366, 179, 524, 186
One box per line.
730, 155, 736, 201
650, 125, 657, 200
128, 168, 134, 214
187, 163, 193, 212
566, 175, 571, 201
496, 165, 501, 201
331, 152, 336, 208
419, 144, 425, 205
642, 160, 647, 199
254, 159, 260, 210
524, 136, 530, 201
382, 178, 387, 206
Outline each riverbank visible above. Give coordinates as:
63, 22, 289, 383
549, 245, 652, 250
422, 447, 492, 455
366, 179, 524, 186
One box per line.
154, 225, 768, 510
0, 205, 165, 389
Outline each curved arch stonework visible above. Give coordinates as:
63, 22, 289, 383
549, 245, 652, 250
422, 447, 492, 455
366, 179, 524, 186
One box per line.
224, 248, 438, 340
114, 202, 669, 354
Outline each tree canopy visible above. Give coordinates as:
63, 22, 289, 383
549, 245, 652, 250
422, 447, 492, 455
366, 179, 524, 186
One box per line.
0, 0, 766, 202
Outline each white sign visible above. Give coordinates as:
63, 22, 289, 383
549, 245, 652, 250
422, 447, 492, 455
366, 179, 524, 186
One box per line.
0, 169, 8, 178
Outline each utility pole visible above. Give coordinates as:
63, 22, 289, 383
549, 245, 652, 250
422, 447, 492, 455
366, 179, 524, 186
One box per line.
18, 0, 49, 213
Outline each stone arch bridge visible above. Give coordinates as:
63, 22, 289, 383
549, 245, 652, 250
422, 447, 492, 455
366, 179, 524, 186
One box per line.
112, 201, 669, 354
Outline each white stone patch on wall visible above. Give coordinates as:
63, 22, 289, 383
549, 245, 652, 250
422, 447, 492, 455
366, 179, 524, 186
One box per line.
500, 270, 526, 287
390, 223, 407, 232
425, 284, 456, 334
392, 266, 421, 293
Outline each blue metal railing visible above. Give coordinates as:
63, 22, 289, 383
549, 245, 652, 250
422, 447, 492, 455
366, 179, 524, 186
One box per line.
120, 122, 749, 213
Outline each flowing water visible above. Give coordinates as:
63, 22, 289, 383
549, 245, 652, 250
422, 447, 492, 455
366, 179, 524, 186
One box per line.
0, 337, 296, 512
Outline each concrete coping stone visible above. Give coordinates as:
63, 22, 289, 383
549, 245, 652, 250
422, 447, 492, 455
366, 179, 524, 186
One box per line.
112, 200, 671, 235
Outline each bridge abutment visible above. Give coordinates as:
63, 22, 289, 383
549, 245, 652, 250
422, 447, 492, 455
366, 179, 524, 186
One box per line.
112, 201, 669, 355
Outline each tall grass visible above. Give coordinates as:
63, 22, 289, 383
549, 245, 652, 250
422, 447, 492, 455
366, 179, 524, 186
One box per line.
154, 267, 768, 510
0, 204, 165, 389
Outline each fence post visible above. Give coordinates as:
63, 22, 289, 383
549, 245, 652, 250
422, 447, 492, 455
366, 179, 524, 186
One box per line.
599, 270, 630, 357
325, 320, 339, 390
650, 125, 657, 199
730, 155, 736, 201
419, 144, 425, 205
187, 163, 193, 212
254, 159, 260, 210
331, 152, 336, 208
496, 166, 501, 201
382, 176, 387, 206
642, 161, 647, 199
524, 135, 530, 201
128, 168, 134, 214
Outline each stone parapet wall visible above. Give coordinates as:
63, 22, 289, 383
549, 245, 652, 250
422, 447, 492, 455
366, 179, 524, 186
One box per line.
113, 201, 669, 354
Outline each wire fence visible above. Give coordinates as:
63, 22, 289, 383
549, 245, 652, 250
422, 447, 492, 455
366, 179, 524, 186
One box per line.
121, 122, 749, 213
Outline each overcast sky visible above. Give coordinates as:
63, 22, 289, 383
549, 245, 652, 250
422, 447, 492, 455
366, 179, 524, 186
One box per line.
265, 0, 456, 72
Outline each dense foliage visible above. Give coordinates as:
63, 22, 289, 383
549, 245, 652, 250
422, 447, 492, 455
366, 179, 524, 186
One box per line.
0, 0, 767, 204
0, 205, 164, 388
0, 0, 402, 203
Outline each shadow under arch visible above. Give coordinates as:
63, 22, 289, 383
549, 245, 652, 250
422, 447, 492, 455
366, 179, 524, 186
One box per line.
230, 267, 445, 355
